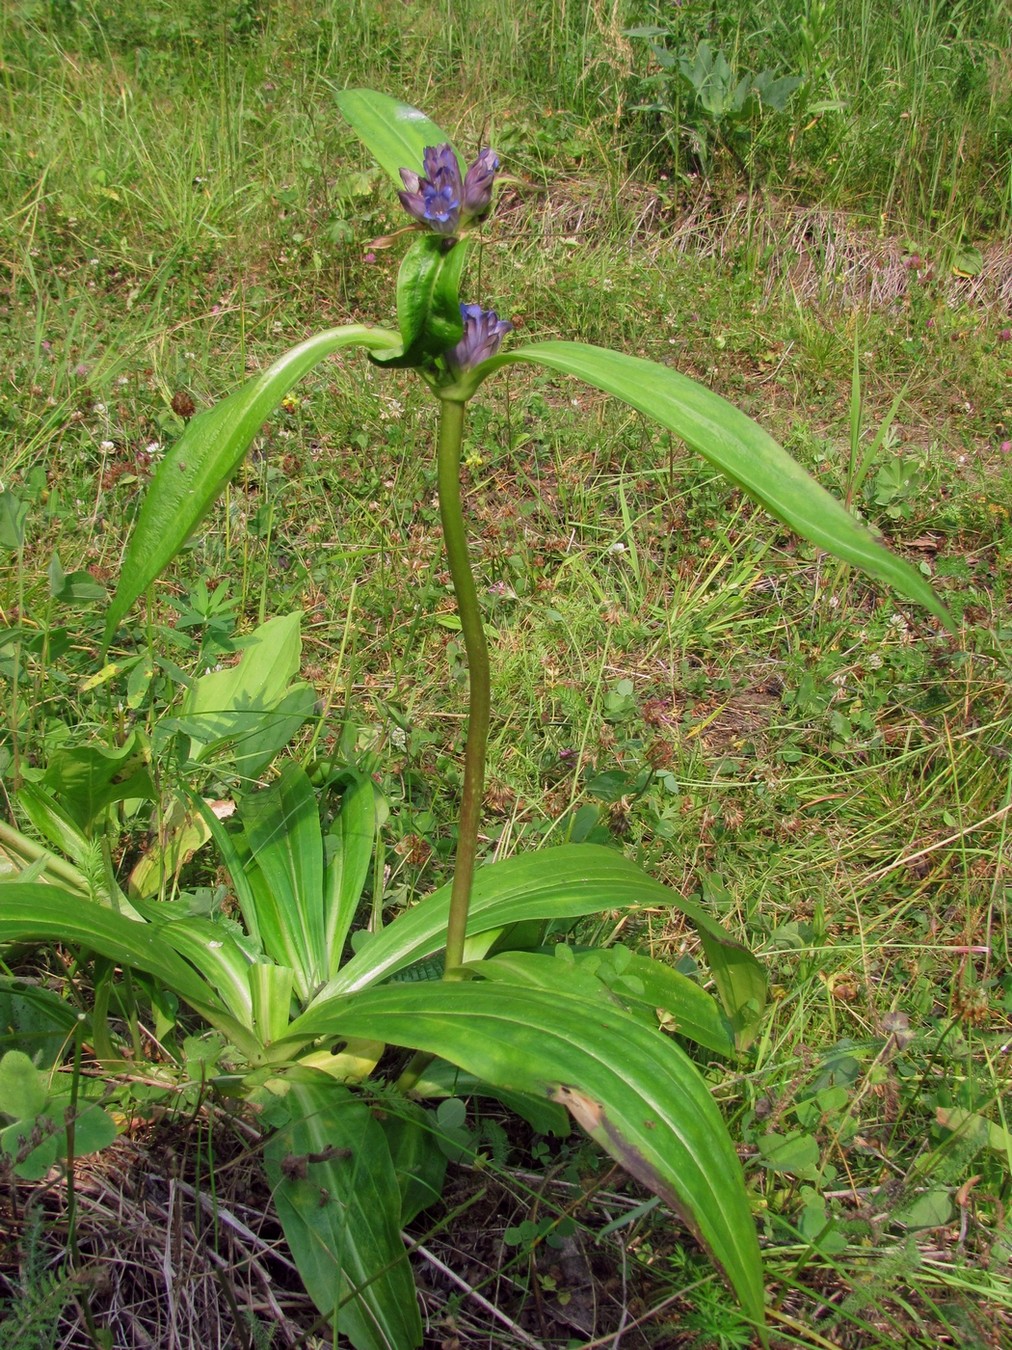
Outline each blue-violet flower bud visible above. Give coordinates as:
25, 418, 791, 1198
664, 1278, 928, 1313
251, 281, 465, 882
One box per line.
461, 148, 499, 219
398, 144, 500, 235
445, 303, 513, 377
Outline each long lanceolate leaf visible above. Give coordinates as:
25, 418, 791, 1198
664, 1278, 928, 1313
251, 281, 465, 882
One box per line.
324, 774, 378, 979
309, 843, 761, 1019
240, 763, 325, 1003
130, 898, 256, 1029
0, 884, 261, 1058
470, 949, 736, 1058
284, 982, 767, 1335
103, 325, 400, 646
264, 1075, 423, 1350
480, 343, 953, 628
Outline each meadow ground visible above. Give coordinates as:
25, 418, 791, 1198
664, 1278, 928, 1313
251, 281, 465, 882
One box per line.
1, 2, 1011, 1346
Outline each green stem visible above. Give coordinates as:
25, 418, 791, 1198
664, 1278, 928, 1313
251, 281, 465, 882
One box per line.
0, 819, 91, 893
436, 396, 490, 977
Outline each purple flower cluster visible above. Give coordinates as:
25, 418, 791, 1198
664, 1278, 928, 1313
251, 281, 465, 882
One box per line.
445, 304, 513, 378
399, 144, 499, 237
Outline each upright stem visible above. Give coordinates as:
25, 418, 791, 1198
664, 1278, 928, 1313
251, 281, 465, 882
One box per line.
436, 396, 490, 977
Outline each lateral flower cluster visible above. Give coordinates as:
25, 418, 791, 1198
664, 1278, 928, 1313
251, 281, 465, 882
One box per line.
445, 304, 513, 378
398, 144, 499, 238
398, 141, 511, 378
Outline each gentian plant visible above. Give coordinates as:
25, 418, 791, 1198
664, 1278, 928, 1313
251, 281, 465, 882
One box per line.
0, 91, 952, 1347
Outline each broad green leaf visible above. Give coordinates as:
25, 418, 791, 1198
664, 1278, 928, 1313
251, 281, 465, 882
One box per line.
0, 884, 260, 1057
375, 234, 467, 369
477, 343, 953, 628
129, 901, 257, 1030
47, 552, 107, 604
240, 763, 325, 1002
936, 1106, 1012, 1169
40, 737, 153, 829
0, 978, 80, 1068
250, 962, 295, 1046
0, 1050, 47, 1118
229, 681, 318, 780
0, 885, 212, 1007
325, 774, 377, 977
797, 1186, 847, 1254
470, 948, 736, 1057
0, 491, 28, 550
2, 1095, 117, 1181
310, 844, 762, 1017
127, 794, 215, 899
264, 1074, 422, 1349
756, 1131, 822, 1181
951, 246, 983, 279
169, 612, 313, 778
335, 88, 461, 190
103, 325, 400, 645
66, 1099, 118, 1157
1, 1115, 59, 1179
895, 1187, 953, 1229
378, 1100, 448, 1224
284, 983, 766, 1332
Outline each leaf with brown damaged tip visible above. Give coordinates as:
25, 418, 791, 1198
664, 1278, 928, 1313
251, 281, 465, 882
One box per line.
286, 980, 767, 1335
551, 1083, 705, 1247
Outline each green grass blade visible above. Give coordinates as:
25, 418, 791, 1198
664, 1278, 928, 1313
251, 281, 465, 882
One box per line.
103, 325, 400, 646
286, 983, 767, 1334
264, 1074, 423, 1349
481, 343, 953, 629
335, 88, 461, 188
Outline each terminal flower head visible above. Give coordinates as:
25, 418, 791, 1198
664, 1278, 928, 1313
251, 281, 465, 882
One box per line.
445, 303, 512, 378
399, 144, 500, 236
398, 144, 460, 234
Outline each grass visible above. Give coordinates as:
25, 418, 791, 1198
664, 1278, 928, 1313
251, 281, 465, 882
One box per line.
2, 0, 1012, 1344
